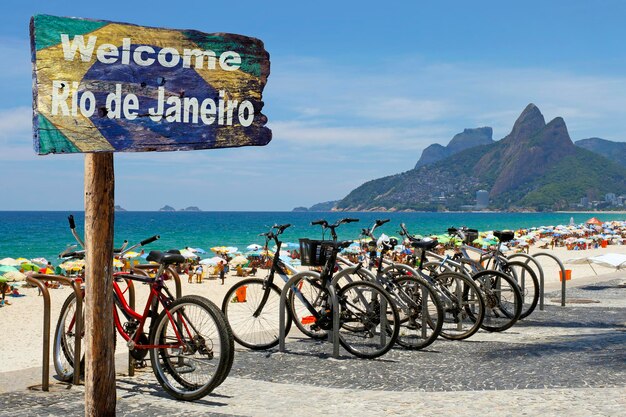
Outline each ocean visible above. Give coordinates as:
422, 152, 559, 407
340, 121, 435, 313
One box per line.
1, 211, 624, 264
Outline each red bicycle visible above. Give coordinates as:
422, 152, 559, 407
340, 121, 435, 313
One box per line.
53, 216, 234, 401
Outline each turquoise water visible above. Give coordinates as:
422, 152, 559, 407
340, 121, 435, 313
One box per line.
1, 211, 624, 264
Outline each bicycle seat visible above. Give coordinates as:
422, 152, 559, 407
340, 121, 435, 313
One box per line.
493, 230, 514, 243
146, 250, 186, 265
410, 239, 438, 250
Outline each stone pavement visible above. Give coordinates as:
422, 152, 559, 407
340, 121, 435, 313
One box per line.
1, 278, 624, 416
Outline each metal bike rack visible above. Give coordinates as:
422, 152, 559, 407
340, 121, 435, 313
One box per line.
279, 274, 341, 359
532, 252, 567, 307
27, 274, 83, 390
508, 253, 546, 311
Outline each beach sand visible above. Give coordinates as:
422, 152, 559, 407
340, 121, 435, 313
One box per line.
1, 243, 625, 377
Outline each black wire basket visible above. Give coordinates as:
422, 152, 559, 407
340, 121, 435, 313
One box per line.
299, 239, 332, 267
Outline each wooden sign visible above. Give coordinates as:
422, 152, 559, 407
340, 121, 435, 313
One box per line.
30, 15, 271, 155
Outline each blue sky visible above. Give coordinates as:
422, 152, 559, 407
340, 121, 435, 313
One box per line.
1, 0, 626, 211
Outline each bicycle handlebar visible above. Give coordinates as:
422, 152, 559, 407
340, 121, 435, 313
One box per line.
64, 213, 159, 258
140, 235, 160, 246
273, 223, 292, 233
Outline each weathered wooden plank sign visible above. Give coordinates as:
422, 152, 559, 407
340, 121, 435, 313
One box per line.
30, 15, 271, 155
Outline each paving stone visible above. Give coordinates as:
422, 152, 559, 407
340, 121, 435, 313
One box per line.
0, 280, 624, 416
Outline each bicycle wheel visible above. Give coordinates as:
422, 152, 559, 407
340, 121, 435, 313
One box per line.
221, 278, 291, 350
53, 292, 85, 382
150, 295, 234, 401
500, 261, 539, 319
336, 280, 400, 359
471, 269, 522, 332
430, 272, 485, 340
390, 275, 444, 349
288, 272, 329, 340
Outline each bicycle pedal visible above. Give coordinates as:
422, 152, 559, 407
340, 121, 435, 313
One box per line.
134, 359, 147, 369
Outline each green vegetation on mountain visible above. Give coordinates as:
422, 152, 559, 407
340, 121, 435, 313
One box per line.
575, 137, 626, 168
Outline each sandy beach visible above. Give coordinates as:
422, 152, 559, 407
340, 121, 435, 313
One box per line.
0, 241, 624, 378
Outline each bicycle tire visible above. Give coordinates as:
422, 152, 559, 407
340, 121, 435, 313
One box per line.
53, 292, 85, 382
287, 271, 329, 340
150, 295, 234, 401
469, 269, 522, 332
390, 275, 444, 349
53, 291, 118, 382
336, 280, 400, 359
221, 278, 291, 350
499, 261, 539, 319
429, 272, 485, 340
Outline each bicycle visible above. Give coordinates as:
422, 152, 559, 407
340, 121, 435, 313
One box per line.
221, 223, 295, 350
421, 226, 523, 332
332, 219, 445, 348
287, 218, 401, 359
53, 215, 234, 401
446, 227, 539, 319
363, 221, 485, 342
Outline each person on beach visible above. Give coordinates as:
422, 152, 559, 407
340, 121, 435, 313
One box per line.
195, 264, 203, 284
218, 262, 225, 285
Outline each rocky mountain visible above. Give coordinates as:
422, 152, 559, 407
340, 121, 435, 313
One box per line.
575, 137, 626, 167
336, 104, 626, 211
180, 206, 202, 212
292, 200, 338, 212
114, 205, 126, 212
415, 127, 494, 168
159, 205, 176, 212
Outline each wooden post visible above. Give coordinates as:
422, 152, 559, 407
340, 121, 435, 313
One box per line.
84, 153, 116, 416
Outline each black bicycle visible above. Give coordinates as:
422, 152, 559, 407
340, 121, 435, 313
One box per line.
288, 218, 401, 359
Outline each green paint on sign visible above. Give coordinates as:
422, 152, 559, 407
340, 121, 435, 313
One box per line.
37, 115, 81, 154
182, 32, 263, 77
33, 15, 108, 51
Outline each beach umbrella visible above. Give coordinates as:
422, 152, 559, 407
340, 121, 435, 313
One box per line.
0, 265, 18, 274
436, 235, 452, 244
31, 257, 49, 266
229, 255, 248, 266
39, 267, 54, 274
122, 251, 141, 259
200, 257, 227, 266
59, 260, 85, 271
589, 254, 626, 270
2, 270, 26, 282
0, 258, 20, 267
16, 257, 30, 264
19, 262, 40, 272
211, 246, 229, 254
246, 244, 262, 251
113, 259, 124, 268
179, 249, 199, 259
585, 217, 602, 226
